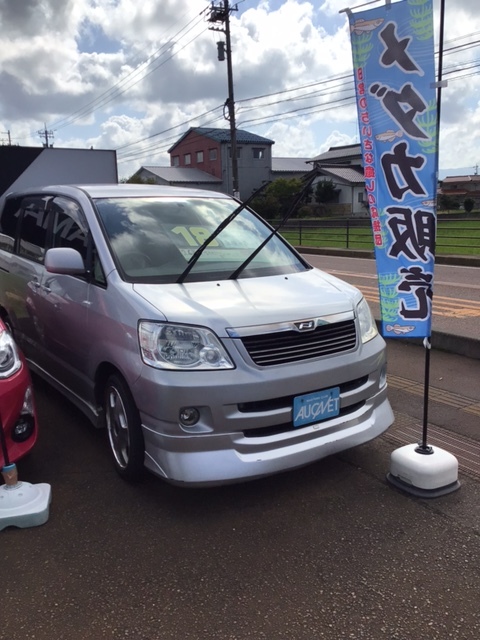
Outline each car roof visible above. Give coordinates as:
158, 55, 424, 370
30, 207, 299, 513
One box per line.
6, 183, 233, 200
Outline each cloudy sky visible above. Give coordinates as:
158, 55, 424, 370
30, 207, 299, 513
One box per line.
1, 0, 479, 180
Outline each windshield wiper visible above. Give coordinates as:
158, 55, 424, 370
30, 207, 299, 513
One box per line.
176, 181, 270, 284
228, 168, 319, 280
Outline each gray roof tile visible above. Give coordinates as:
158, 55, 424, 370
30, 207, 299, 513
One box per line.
312, 144, 362, 162
142, 166, 222, 183
193, 127, 274, 145
318, 166, 365, 184
271, 157, 311, 172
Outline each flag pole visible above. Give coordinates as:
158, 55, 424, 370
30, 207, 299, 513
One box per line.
385, 0, 459, 497
418, 0, 446, 453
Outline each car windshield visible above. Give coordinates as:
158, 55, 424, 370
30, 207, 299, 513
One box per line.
93, 196, 308, 283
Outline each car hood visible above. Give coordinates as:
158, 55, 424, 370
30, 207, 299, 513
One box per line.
133, 268, 361, 336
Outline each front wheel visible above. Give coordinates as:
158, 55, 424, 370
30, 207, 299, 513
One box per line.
104, 374, 145, 481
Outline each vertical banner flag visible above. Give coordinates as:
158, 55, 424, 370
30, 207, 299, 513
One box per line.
348, 0, 437, 338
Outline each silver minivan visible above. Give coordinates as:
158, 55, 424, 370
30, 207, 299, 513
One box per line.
0, 184, 393, 485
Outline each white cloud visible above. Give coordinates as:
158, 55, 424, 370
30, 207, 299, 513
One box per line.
0, 0, 479, 179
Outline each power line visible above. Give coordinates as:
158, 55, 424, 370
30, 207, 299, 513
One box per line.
55, 22, 208, 131
117, 43, 477, 160
21, 18, 462, 169
1, 130, 12, 145
27, 22, 480, 150
117, 112, 227, 163
10, 18, 478, 151
116, 104, 225, 153
116, 75, 358, 160
47, 4, 211, 133
114, 33, 480, 161
38, 123, 54, 147
239, 94, 357, 128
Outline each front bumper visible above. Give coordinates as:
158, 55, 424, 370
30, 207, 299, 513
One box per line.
142, 387, 393, 485
0, 367, 38, 466
134, 335, 394, 485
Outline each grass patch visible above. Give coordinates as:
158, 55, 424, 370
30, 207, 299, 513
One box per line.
281, 219, 480, 256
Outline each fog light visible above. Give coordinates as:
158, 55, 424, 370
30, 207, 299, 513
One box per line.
12, 416, 35, 442
179, 407, 200, 427
22, 386, 34, 415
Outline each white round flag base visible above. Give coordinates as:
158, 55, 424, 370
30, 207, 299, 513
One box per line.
0, 481, 52, 530
387, 443, 460, 498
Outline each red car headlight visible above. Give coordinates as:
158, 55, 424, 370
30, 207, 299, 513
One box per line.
0, 328, 22, 378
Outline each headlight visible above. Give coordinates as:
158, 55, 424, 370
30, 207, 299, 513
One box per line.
356, 297, 378, 344
139, 322, 235, 370
0, 328, 22, 378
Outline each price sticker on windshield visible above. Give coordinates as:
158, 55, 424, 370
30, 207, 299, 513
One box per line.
293, 387, 340, 428
171, 226, 219, 247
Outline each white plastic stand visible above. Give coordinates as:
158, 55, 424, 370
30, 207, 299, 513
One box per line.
0, 464, 52, 530
387, 443, 460, 498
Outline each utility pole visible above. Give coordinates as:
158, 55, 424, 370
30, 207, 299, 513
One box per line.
38, 123, 54, 147
208, 1, 239, 198
1, 130, 11, 145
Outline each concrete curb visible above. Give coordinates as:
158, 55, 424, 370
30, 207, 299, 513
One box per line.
299, 246, 480, 268
381, 325, 480, 360
429, 330, 480, 360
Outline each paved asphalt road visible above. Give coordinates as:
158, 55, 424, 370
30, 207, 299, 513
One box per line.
2, 258, 480, 640
304, 253, 480, 352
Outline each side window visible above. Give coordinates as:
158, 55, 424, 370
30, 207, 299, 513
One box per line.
0, 196, 23, 253
50, 196, 106, 286
92, 246, 106, 286
50, 196, 88, 262
18, 197, 50, 263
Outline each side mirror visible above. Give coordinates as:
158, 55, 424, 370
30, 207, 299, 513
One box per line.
44, 247, 86, 275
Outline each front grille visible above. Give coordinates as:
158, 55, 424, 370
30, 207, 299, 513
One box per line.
240, 319, 357, 366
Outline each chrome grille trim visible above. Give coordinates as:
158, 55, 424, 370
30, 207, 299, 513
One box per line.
240, 319, 357, 366
226, 311, 354, 338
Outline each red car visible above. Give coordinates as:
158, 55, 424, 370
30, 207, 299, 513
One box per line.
0, 319, 38, 467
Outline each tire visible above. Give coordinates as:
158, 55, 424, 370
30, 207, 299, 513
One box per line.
104, 374, 145, 481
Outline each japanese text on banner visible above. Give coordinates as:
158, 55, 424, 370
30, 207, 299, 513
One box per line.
348, 0, 437, 338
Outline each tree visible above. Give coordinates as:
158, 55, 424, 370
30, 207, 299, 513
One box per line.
250, 178, 305, 220
120, 173, 156, 184
314, 179, 338, 205
464, 197, 475, 214
439, 194, 460, 211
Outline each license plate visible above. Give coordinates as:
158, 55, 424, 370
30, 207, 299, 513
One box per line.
293, 387, 340, 428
